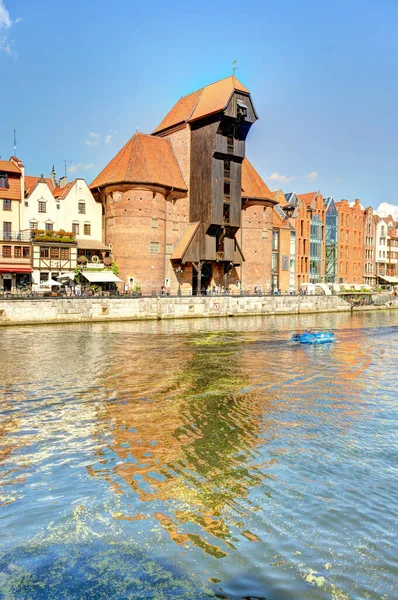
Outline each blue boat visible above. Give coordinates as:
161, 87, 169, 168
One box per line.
291, 331, 336, 344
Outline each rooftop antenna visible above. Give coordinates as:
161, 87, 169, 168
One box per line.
56, 158, 72, 177
13, 129, 17, 155
232, 60, 238, 75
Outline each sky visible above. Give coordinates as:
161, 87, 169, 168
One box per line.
1, 0, 398, 216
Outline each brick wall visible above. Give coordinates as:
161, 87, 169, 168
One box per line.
240, 202, 273, 292
336, 199, 364, 284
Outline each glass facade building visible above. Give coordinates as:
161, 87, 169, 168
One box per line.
324, 197, 338, 283
310, 214, 323, 283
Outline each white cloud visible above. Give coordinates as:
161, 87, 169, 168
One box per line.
267, 172, 295, 184
375, 202, 398, 220
307, 171, 318, 181
335, 178, 343, 184
105, 130, 117, 144
0, 1, 20, 56
85, 132, 100, 147
68, 163, 94, 174
0, 1, 12, 29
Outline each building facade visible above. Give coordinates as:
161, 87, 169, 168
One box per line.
324, 196, 338, 283
91, 76, 276, 295
335, 199, 364, 284
363, 207, 376, 286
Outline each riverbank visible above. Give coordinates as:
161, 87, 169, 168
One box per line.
1, 293, 397, 327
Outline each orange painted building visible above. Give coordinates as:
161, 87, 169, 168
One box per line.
335, 199, 364, 284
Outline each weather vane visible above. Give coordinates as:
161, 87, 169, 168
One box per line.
232, 60, 238, 75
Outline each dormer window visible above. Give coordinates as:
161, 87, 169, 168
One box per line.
236, 99, 248, 119
0, 175, 9, 189
78, 201, 86, 214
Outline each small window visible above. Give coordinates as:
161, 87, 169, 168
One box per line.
172, 221, 179, 231
60, 248, 70, 259
84, 223, 91, 235
78, 202, 86, 214
227, 134, 234, 154
40, 272, 49, 283
50, 247, 60, 259
38, 201, 46, 213
152, 218, 158, 228
23, 247, 30, 258
108, 217, 114, 226
14, 246, 22, 258
0, 176, 5, 188
40, 247, 49, 258
72, 223, 79, 235
45, 223, 53, 232
30, 221, 38, 230
2, 246, 11, 258
3, 199, 11, 211
166, 243, 173, 255
150, 241, 159, 254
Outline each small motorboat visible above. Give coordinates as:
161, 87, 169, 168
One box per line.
291, 330, 336, 344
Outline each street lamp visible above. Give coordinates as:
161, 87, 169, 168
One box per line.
174, 265, 183, 296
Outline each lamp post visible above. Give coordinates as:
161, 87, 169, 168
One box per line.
174, 265, 183, 296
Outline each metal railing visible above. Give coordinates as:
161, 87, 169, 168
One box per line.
0, 231, 31, 242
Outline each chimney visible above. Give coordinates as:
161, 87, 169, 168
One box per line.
59, 175, 67, 189
51, 165, 57, 188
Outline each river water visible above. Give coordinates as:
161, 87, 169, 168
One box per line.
0, 311, 397, 599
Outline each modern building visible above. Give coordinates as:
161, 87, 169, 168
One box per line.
297, 192, 325, 284
323, 196, 338, 283
91, 76, 276, 295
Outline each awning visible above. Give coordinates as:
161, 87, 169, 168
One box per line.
77, 239, 109, 251
41, 279, 62, 286
378, 275, 398, 283
81, 271, 122, 283
57, 272, 75, 281
0, 267, 32, 273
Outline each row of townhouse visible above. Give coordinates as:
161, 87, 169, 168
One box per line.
2, 75, 397, 296
0, 157, 113, 293
271, 193, 398, 293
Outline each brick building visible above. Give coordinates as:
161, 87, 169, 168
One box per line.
91, 76, 276, 294
335, 199, 364, 284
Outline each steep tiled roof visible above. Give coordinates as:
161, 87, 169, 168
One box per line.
297, 192, 317, 206
25, 175, 54, 197
241, 158, 276, 202
53, 180, 76, 199
153, 76, 250, 134
0, 159, 21, 174
90, 133, 187, 191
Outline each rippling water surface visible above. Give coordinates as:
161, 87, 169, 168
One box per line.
0, 311, 397, 599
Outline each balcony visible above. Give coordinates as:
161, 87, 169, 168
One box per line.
0, 231, 31, 242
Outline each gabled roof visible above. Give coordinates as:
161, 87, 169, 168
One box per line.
53, 180, 76, 199
25, 175, 54, 197
90, 133, 187, 191
153, 76, 251, 134
0, 159, 21, 174
297, 192, 318, 206
241, 158, 276, 202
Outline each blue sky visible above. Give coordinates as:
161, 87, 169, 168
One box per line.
1, 0, 398, 214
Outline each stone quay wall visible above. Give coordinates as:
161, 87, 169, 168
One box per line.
0, 294, 358, 327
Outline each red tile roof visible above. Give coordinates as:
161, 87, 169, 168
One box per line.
0, 159, 21, 174
53, 180, 76, 199
297, 192, 317, 206
153, 76, 251, 134
241, 158, 276, 202
90, 133, 187, 191
25, 175, 54, 197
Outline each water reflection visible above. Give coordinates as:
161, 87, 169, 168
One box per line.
0, 311, 397, 599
